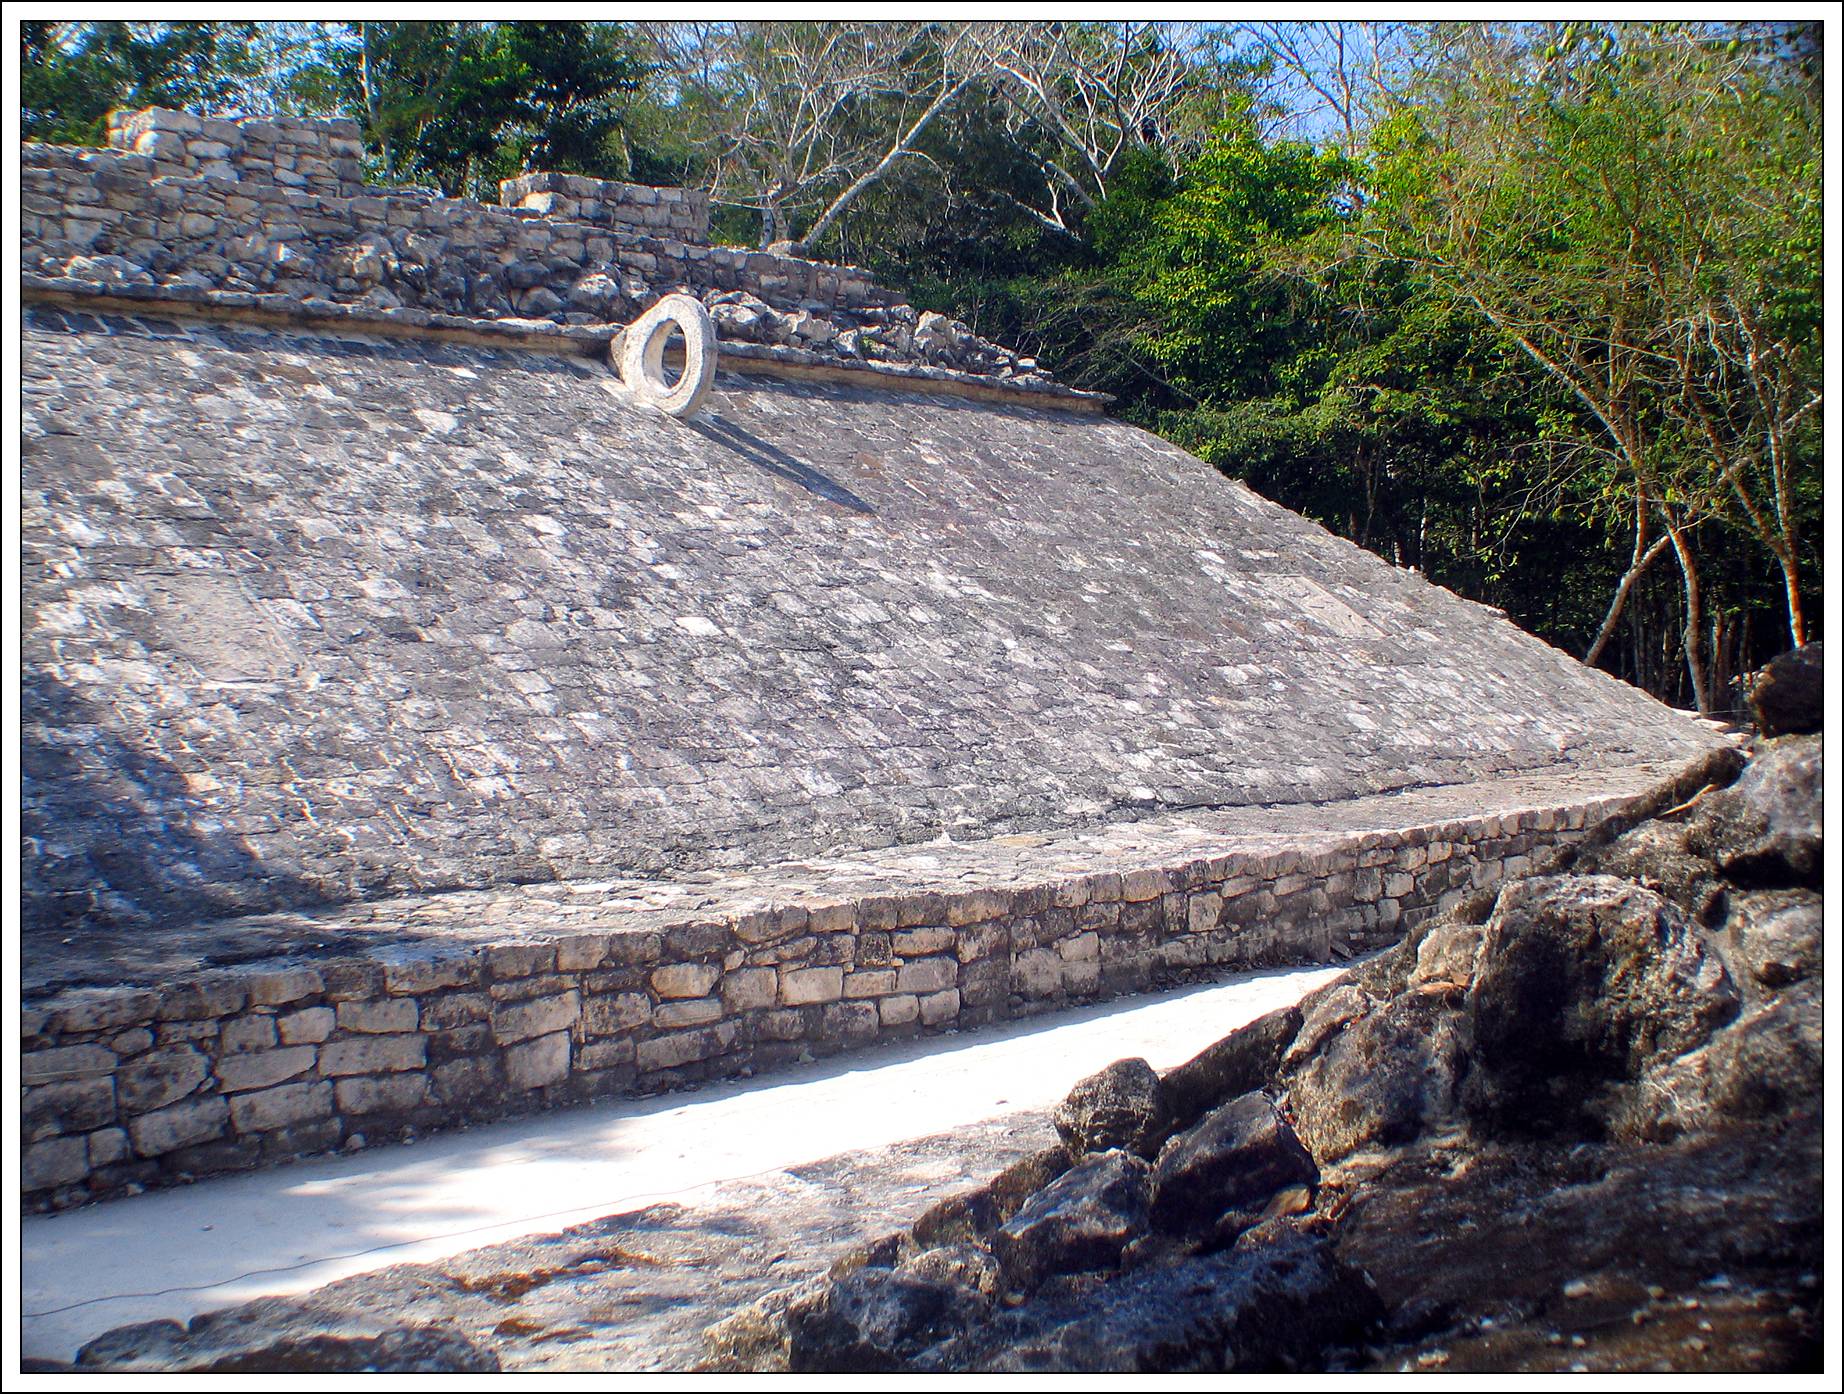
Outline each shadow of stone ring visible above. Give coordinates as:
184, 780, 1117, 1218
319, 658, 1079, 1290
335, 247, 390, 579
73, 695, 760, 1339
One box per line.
616, 293, 717, 420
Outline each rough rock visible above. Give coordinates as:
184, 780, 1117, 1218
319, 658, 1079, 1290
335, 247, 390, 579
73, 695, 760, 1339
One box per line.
77, 1320, 498, 1373
1572, 822, 1727, 925
1726, 889, 1822, 989
705, 1266, 987, 1373
1461, 875, 1739, 1131
992, 1149, 1152, 1289
1149, 1092, 1316, 1233
913, 1220, 1381, 1372
1161, 1005, 1301, 1131
1685, 734, 1822, 887
1748, 643, 1823, 736
1053, 1057, 1172, 1157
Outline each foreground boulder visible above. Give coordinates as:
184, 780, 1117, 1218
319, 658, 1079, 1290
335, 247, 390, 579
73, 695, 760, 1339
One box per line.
1748, 643, 1823, 736
1053, 1058, 1171, 1158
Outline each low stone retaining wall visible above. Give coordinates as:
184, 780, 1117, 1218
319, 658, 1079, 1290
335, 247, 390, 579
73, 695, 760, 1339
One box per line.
20, 755, 1728, 1211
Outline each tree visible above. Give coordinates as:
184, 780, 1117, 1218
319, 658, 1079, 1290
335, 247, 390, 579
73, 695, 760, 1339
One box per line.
1355, 21, 1822, 710
21, 20, 268, 144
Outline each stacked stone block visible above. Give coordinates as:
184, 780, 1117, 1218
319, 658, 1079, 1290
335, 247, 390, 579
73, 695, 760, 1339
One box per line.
21, 794, 1624, 1210
21, 108, 1049, 384
500, 171, 710, 242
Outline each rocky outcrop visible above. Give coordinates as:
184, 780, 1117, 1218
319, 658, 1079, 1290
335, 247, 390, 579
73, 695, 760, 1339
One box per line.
702, 731, 1822, 1372
1748, 642, 1823, 736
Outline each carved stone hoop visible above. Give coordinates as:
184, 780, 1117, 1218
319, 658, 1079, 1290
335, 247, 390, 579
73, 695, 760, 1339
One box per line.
617, 293, 717, 420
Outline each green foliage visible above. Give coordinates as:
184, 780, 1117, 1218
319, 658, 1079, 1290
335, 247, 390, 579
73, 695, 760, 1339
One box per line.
21, 20, 267, 144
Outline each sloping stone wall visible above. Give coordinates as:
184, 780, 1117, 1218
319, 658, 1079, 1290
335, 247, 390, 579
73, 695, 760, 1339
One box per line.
20, 754, 1724, 1210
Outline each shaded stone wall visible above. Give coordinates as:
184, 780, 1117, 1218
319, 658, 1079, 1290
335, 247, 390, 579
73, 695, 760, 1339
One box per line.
22, 769, 1711, 1211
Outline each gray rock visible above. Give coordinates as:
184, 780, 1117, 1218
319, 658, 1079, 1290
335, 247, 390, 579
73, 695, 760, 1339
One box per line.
1161, 1006, 1301, 1133
915, 1219, 1381, 1372
1686, 735, 1822, 888
77, 1319, 498, 1373
1727, 888, 1822, 989
993, 1149, 1152, 1289
1054, 1057, 1172, 1157
1749, 643, 1823, 736
901, 1243, 1000, 1298
1149, 1092, 1316, 1233
1574, 821, 1727, 924
1462, 875, 1740, 1130
1286, 986, 1465, 1163
708, 1266, 988, 1373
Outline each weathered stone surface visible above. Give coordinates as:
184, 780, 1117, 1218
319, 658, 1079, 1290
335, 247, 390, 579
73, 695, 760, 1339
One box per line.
710, 1266, 988, 1374
1748, 643, 1822, 736
1685, 736, 1822, 887
915, 1221, 1381, 1372
129, 1095, 228, 1156
76, 1321, 500, 1373
992, 1150, 1152, 1289
1461, 876, 1740, 1130
1148, 1092, 1316, 1233
1160, 1006, 1300, 1131
1726, 888, 1822, 989
118, 1047, 209, 1113
1053, 1058, 1172, 1158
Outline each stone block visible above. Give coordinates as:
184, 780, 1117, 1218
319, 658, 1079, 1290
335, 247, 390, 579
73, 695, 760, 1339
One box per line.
654, 997, 723, 1028
1011, 949, 1061, 998
23, 1043, 116, 1085
156, 978, 247, 1021
23, 1077, 116, 1141
491, 991, 580, 1045
487, 943, 557, 979
278, 1006, 336, 1045
780, 966, 844, 1005
336, 1073, 430, 1115
319, 1035, 425, 1077
506, 1031, 571, 1088
118, 1046, 209, 1113
892, 927, 955, 957
381, 955, 479, 995
419, 993, 490, 1030
24, 1136, 90, 1191
555, 934, 610, 972
652, 962, 721, 999
215, 1046, 316, 1093
583, 992, 651, 1035
721, 967, 778, 1012
229, 1081, 334, 1134
220, 1014, 279, 1054
48, 990, 158, 1034
896, 956, 957, 994
337, 999, 420, 1034
843, 970, 896, 999
918, 989, 961, 1027
879, 994, 920, 1027
1057, 932, 1100, 962
246, 968, 323, 1006
130, 1095, 229, 1157
88, 1128, 131, 1169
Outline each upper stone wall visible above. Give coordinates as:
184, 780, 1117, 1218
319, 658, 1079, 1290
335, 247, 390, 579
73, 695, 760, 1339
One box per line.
21, 107, 1061, 394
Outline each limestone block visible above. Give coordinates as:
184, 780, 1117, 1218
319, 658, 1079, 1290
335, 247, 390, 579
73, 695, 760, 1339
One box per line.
843, 970, 896, 999
506, 1031, 572, 1089
418, 994, 490, 1031
338, 999, 420, 1034
119, 1046, 209, 1113
229, 1081, 334, 1134
130, 1096, 229, 1157
23, 1077, 116, 1141
1011, 949, 1062, 998
780, 966, 845, 1006
583, 992, 651, 1035
655, 997, 723, 1028
721, 968, 779, 1012
491, 991, 580, 1045
23, 1043, 117, 1085
319, 1035, 425, 1077
896, 957, 957, 995
215, 1046, 316, 1093
652, 962, 721, 999
879, 995, 920, 1027
247, 968, 324, 1006
278, 1007, 336, 1044
24, 1137, 90, 1191
918, 989, 961, 1027
892, 927, 955, 957
336, 1073, 430, 1115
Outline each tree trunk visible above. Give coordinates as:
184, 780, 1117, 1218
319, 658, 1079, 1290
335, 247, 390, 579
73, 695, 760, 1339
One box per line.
1662, 515, 1712, 715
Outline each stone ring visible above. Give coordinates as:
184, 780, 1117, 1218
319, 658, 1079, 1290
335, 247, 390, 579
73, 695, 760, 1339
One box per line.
617, 293, 717, 420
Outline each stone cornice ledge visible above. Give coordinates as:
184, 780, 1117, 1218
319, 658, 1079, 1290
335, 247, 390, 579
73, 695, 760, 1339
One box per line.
22, 275, 1114, 415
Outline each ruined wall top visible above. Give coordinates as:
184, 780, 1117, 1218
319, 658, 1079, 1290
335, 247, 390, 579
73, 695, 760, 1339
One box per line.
21, 106, 1087, 403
